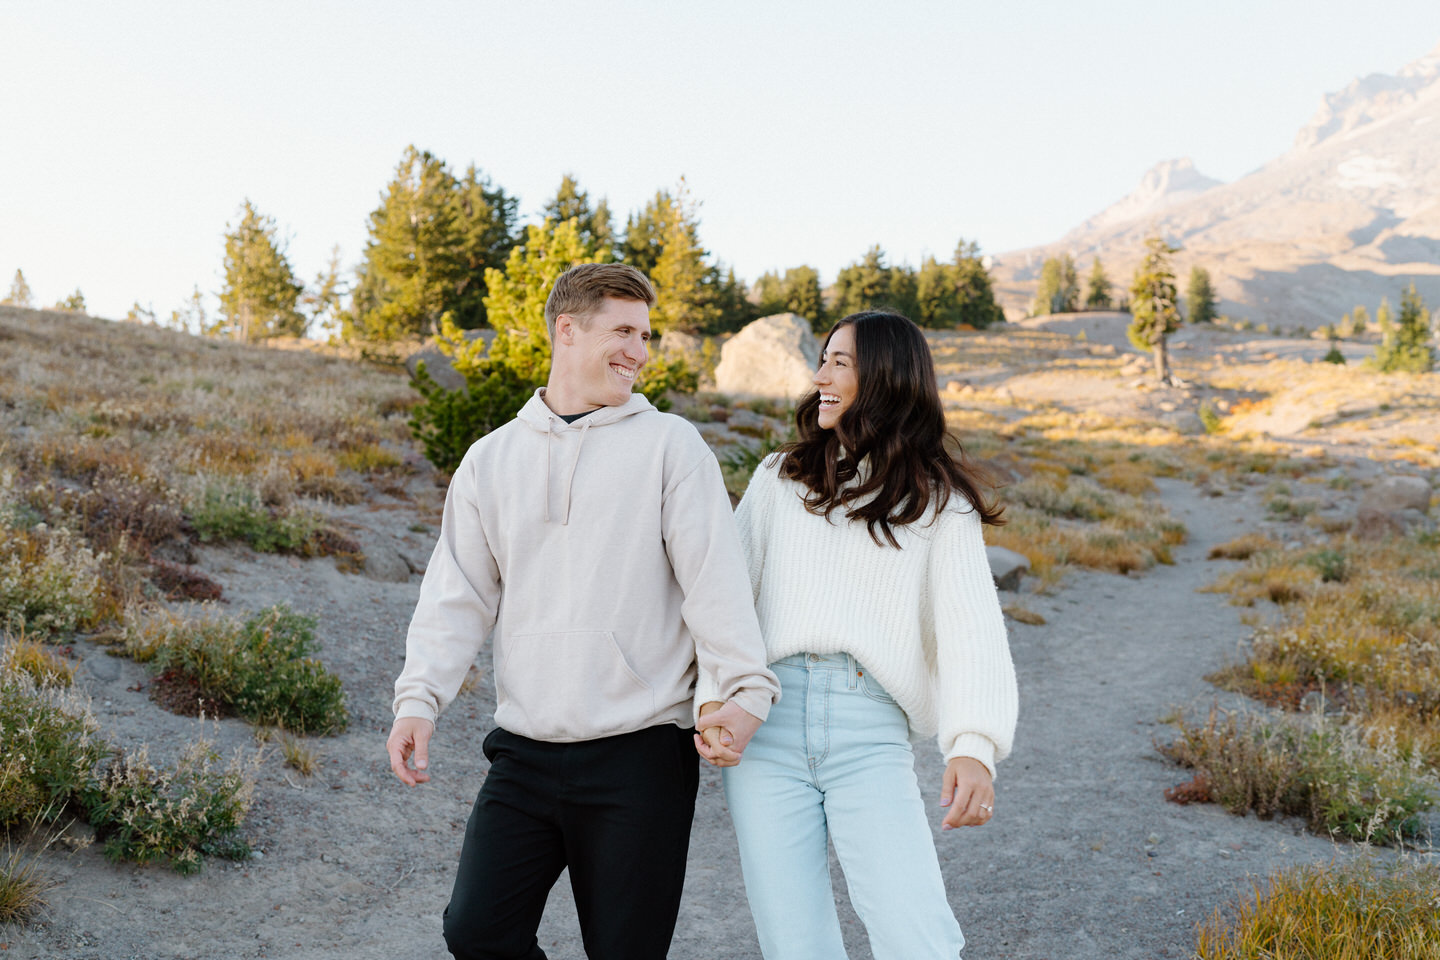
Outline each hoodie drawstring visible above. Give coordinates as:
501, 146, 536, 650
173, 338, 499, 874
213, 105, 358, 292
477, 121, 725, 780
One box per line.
544, 418, 555, 524
561, 421, 591, 525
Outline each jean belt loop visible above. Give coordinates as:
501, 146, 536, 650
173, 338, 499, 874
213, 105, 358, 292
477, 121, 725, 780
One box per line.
847, 653, 859, 690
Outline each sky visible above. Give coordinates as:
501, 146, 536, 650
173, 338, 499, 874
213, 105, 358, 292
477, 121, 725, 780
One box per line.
2, 1, 1438, 322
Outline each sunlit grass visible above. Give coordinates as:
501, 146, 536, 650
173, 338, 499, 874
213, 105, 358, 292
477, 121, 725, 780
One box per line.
1195, 858, 1440, 960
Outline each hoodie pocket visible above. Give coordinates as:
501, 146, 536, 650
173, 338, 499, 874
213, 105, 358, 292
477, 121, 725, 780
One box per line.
496, 630, 656, 740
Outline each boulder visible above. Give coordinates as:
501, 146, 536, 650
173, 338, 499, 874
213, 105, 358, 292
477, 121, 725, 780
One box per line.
1355, 507, 1436, 541
1161, 410, 1207, 436
656, 330, 702, 359
714, 314, 820, 400
405, 329, 495, 392
986, 546, 1030, 592
1360, 475, 1432, 514
357, 533, 412, 583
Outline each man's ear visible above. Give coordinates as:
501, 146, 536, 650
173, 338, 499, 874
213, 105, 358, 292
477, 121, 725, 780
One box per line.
554, 314, 575, 346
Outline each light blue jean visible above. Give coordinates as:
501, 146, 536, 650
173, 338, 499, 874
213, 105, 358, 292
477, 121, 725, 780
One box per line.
722, 653, 964, 960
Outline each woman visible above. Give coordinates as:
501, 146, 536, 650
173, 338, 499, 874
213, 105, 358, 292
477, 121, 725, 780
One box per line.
696, 310, 1017, 959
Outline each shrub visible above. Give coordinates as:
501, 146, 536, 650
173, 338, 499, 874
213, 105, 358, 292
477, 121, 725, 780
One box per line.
188, 483, 322, 554
408, 360, 534, 474
1195, 858, 1440, 959
1160, 706, 1435, 842
635, 353, 700, 411
80, 738, 258, 874
0, 526, 103, 638
123, 605, 348, 734
0, 657, 107, 828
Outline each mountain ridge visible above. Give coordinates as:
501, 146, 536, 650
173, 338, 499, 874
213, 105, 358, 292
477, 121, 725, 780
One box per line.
990, 40, 1440, 327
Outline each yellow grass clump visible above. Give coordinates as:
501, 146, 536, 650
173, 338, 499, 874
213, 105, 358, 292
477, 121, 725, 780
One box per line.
1194, 859, 1440, 960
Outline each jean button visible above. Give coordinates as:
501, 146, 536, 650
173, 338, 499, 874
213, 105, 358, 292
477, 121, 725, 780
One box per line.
808, 654, 821, 662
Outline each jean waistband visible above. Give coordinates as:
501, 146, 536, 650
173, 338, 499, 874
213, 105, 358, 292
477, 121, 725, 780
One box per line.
773, 652, 857, 672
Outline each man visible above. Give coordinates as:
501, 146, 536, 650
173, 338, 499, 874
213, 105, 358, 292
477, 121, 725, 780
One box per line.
387, 262, 778, 960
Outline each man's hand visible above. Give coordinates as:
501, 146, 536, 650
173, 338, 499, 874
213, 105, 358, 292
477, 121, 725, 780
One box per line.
387, 717, 435, 786
694, 700, 762, 768
939, 756, 994, 830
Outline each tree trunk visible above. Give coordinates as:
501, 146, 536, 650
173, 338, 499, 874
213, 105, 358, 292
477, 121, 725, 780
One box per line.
1154, 335, 1171, 385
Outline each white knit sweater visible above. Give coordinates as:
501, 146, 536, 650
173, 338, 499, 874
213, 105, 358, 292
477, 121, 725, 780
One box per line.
700, 456, 1017, 776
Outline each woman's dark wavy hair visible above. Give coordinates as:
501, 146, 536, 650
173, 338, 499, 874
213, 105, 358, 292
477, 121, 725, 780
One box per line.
777, 310, 1005, 547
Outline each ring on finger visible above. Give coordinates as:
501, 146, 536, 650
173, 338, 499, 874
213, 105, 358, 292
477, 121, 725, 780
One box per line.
979, 803, 993, 813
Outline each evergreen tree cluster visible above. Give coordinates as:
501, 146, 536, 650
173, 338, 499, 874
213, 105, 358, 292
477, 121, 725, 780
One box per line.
1372, 283, 1434, 373
828, 241, 1004, 331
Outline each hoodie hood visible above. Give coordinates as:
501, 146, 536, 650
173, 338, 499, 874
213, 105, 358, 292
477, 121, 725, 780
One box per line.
516, 390, 656, 524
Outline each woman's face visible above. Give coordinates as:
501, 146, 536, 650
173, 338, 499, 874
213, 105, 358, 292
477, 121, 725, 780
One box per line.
813, 324, 859, 431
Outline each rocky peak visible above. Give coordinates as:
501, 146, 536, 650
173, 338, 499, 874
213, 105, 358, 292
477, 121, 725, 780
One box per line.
1066, 157, 1222, 236
1292, 39, 1440, 152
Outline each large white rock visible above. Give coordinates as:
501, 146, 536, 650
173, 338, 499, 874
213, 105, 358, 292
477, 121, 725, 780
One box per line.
714, 313, 820, 400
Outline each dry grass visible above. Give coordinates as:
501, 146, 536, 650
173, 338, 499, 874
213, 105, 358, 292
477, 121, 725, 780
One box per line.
1208, 533, 1281, 561
279, 734, 319, 776
1, 635, 75, 687
1195, 858, 1440, 959
0, 827, 59, 924
1002, 605, 1047, 626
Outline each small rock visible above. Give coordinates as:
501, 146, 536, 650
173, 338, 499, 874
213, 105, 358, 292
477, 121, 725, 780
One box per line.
986, 546, 1030, 592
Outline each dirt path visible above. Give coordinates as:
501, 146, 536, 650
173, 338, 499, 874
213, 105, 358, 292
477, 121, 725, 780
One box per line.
3, 469, 1378, 959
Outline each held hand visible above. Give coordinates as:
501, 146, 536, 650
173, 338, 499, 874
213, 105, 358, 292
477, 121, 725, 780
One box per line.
939, 757, 994, 830
694, 701, 739, 766
694, 700, 763, 768
387, 717, 435, 786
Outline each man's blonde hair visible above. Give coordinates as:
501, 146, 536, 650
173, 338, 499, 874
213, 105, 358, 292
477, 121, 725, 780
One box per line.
544, 263, 657, 339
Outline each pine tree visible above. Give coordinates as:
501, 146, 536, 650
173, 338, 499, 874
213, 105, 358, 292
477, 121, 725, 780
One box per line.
711, 264, 755, 334
781, 265, 826, 330
1186, 266, 1218, 323
544, 175, 617, 260
4, 270, 32, 307
915, 256, 956, 328
1375, 298, 1393, 339
651, 180, 721, 335
450, 163, 520, 328
622, 191, 671, 277
833, 246, 896, 318
1031, 255, 1078, 315
753, 266, 825, 331
169, 286, 207, 335
1128, 235, 1183, 384
1084, 258, 1112, 309
218, 200, 304, 341
1349, 305, 1369, 337
54, 289, 86, 313
348, 146, 515, 341
1372, 283, 1434, 373
950, 240, 1005, 329
301, 246, 347, 340
753, 270, 786, 316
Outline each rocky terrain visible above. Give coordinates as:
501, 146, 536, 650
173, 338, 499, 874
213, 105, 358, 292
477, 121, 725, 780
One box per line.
2, 311, 1437, 959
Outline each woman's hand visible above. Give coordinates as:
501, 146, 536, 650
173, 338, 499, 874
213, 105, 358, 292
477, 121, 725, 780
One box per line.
939, 756, 994, 830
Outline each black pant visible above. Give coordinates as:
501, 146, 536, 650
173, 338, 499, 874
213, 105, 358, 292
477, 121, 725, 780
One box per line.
443, 724, 700, 960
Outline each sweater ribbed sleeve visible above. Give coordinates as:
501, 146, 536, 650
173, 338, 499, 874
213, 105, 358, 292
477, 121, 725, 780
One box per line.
928, 505, 1017, 775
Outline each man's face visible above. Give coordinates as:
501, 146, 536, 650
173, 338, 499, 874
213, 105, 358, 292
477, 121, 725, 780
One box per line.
557, 297, 652, 409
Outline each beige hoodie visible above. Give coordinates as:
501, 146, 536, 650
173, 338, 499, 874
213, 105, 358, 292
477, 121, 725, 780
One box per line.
393, 391, 778, 740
